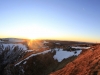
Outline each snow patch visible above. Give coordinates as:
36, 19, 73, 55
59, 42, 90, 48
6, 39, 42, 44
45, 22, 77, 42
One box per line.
55, 43, 60, 45
43, 41, 49, 44
53, 48, 82, 62
25, 50, 33, 52
72, 46, 90, 49
0, 40, 4, 42
23, 61, 27, 64
21, 69, 25, 73
8, 38, 24, 42
2, 44, 27, 50
15, 49, 51, 66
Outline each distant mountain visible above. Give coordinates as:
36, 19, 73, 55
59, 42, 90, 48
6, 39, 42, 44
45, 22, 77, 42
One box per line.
0, 38, 26, 42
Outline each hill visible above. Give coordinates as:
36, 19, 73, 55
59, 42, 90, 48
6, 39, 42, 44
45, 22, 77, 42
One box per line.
0, 39, 93, 75
50, 45, 100, 75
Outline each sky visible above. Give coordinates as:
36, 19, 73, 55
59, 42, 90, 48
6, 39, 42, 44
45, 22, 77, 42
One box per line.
0, 0, 100, 43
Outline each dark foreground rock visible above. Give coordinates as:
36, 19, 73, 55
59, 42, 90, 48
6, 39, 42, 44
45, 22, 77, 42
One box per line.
3, 50, 77, 75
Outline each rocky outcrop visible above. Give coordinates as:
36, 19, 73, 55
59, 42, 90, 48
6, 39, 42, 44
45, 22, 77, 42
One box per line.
3, 49, 77, 75
0, 41, 91, 75
50, 45, 100, 75
0, 44, 27, 75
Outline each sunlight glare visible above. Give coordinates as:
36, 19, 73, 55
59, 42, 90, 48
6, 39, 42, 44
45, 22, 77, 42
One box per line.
8, 25, 60, 40
12, 26, 52, 39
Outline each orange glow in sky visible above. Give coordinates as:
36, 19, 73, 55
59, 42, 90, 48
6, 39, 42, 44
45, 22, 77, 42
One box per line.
0, 0, 100, 43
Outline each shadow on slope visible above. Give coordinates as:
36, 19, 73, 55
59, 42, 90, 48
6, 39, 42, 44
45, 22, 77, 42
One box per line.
0, 44, 27, 75
3, 49, 77, 75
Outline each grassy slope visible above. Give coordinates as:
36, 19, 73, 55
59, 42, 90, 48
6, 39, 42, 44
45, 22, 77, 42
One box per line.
50, 45, 100, 75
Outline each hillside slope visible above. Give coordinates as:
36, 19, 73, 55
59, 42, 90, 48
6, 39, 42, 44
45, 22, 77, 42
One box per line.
50, 45, 100, 75
3, 48, 81, 75
0, 40, 92, 75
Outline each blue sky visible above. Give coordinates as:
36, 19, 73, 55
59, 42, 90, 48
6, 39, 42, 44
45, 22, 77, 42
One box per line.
0, 0, 100, 42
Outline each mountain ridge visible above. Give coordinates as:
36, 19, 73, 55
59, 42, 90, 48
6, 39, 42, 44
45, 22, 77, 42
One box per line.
50, 45, 100, 75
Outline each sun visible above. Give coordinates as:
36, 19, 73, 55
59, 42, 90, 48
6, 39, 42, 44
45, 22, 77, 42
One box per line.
14, 27, 42, 40
26, 34, 38, 40
13, 26, 56, 40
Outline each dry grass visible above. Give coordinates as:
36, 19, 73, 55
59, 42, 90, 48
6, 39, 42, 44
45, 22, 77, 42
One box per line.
50, 45, 100, 75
